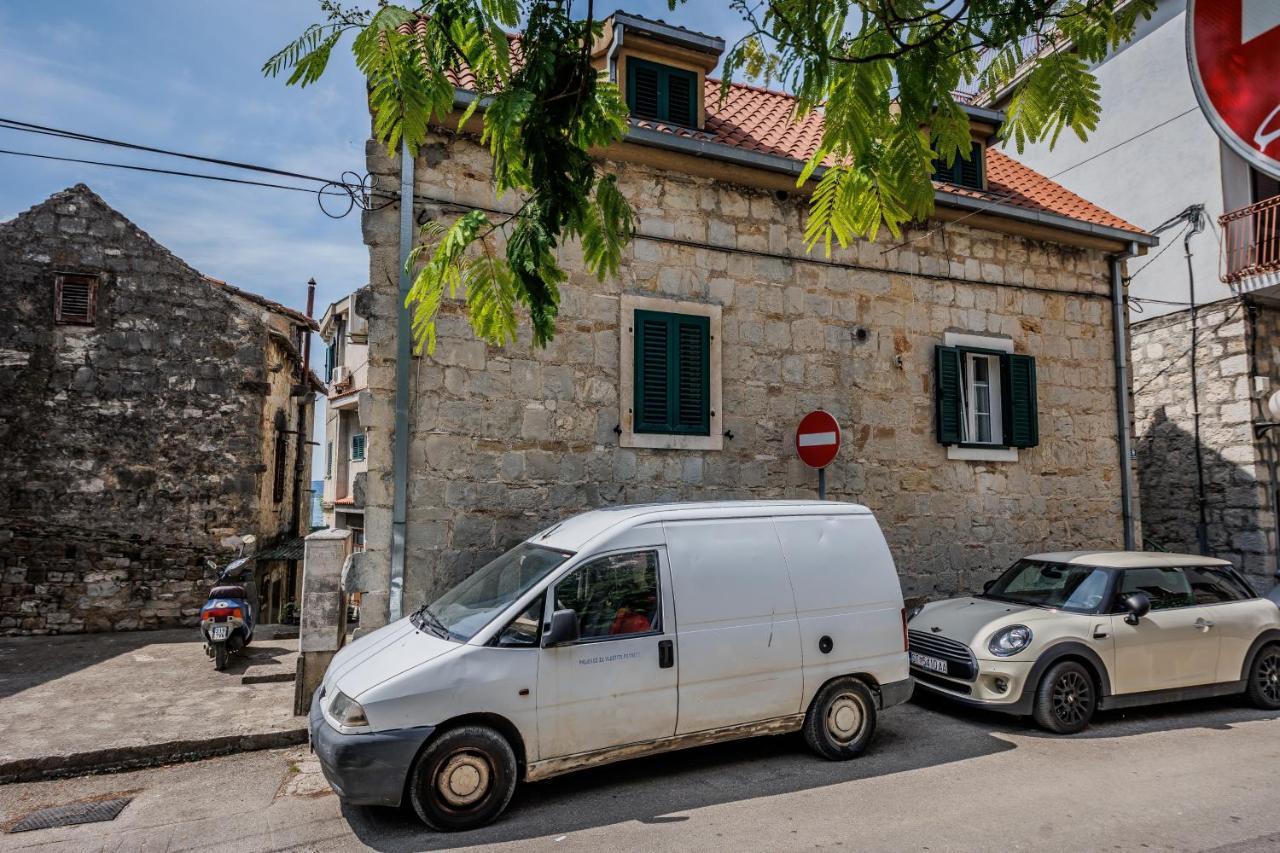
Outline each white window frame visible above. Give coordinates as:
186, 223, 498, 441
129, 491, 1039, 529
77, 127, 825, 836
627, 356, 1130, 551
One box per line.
963, 351, 1003, 447
619, 294, 723, 451
944, 331, 1017, 463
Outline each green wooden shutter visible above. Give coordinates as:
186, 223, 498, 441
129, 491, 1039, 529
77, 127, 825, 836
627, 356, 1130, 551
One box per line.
665, 68, 696, 127
1001, 353, 1039, 448
324, 344, 335, 383
931, 142, 984, 189
627, 59, 698, 127
628, 60, 661, 121
935, 346, 964, 445
634, 310, 710, 435
351, 432, 366, 461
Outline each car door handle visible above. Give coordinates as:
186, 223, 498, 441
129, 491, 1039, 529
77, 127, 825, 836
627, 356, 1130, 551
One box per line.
1092, 624, 1110, 639
658, 639, 674, 669
1195, 618, 1215, 631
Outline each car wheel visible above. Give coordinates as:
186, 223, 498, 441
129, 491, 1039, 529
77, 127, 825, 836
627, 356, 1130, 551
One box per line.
803, 677, 877, 760
408, 725, 518, 832
1032, 660, 1096, 734
1246, 643, 1280, 710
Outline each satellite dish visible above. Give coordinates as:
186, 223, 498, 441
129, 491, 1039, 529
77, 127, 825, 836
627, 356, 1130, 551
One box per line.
1267, 389, 1280, 422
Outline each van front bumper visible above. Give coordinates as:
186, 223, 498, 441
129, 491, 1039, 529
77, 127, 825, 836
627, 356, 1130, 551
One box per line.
309, 688, 434, 807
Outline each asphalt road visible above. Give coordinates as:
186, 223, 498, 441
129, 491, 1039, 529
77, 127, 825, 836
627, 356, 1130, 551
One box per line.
3, 694, 1280, 852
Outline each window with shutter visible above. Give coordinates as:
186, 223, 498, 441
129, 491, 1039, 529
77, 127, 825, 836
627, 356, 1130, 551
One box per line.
272, 433, 288, 504
351, 432, 366, 461
935, 344, 1038, 451
935, 346, 964, 445
325, 344, 336, 383
931, 142, 985, 190
627, 58, 698, 127
634, 309, 710, 435
1001, 353, 1039, 448
54, 273, 98, 325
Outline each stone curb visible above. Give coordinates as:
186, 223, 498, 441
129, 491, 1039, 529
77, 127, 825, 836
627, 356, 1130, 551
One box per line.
0, 727, 310, 785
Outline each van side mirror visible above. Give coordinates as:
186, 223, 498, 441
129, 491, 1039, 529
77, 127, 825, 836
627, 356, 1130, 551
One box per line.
542, 608, 580, 647
1121, 592, 1151, 625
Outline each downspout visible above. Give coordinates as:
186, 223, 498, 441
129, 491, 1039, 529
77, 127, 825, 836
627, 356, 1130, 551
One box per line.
390, 142, 413, 622
607, 21, 625, 82
1183, 209, 1209, 554
1110, 241, 1140, 551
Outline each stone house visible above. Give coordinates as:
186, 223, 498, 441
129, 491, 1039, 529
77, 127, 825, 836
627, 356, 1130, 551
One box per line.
0, 185, 322, 634
318, 289, 371, 545
347, 12, 1157, 630
966, 0, 1280, 589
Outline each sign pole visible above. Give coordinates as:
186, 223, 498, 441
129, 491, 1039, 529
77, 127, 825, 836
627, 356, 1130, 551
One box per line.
818, 467, 826, 501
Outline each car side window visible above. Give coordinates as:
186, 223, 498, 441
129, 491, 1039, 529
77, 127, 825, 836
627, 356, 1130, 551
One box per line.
494, 599, 543, 648
1185, 567, 1250, 605
553, 551, 661, 641
1117, 567, 1195, 611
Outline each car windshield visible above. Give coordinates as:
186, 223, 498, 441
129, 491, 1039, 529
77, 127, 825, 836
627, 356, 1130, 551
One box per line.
411, 542, 573, 641
981, 560, 1111, 614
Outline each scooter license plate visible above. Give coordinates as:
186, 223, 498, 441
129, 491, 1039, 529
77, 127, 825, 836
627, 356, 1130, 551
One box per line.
210, 625, 230, 641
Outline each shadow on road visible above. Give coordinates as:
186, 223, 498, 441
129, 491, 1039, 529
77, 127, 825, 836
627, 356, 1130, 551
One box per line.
0, 629, 195, 699
340, 701, 1017, 851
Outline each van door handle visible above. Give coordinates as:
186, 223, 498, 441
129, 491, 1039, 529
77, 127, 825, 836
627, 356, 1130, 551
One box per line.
658, 639, 674, 669
1195, 618, 1215, 631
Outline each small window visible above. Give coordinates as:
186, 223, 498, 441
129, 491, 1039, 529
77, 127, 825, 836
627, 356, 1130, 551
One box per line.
351, 432, 366, 461
272, 433, 288, 503
54, 273, 98, 325
936, 346, 1037, 448
932, 142, 985, 189
1116, 568, 1195, 611
634, 309, 710, 436
553, 551, 661, 641
1185, 566, 1253, 604
627, 58, 698, 127
493, 599, 544, 648
325, 442, 333, 478
324, 344, 336, 383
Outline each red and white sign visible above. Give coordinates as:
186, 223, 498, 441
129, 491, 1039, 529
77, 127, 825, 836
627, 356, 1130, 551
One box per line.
795, 410, 841, 469
1188, 0, 1280, 178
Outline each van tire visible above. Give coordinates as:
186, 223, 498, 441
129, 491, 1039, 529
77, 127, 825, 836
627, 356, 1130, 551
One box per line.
803, 677, 877, 760
1245, 643, 1280, 710
408, 725, 518, 832
1032, 660, 1096, 734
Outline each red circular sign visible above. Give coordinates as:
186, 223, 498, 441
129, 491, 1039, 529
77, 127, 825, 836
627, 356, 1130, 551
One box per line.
1188, 0, 1280, 178
795, 410, 841, 469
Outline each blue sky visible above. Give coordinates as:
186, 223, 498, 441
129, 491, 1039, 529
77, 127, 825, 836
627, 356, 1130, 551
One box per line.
0, 1, 750, 478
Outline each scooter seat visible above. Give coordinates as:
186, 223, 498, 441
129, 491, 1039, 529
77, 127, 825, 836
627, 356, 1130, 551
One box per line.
209, 585, 247, 600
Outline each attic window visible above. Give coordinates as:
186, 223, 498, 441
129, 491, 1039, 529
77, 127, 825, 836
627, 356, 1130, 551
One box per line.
932, 142, 985, 190
627, 58, 697, 127
54, 273, 98, 325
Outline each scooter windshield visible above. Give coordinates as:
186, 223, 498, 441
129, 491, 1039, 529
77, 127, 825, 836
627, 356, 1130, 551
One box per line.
416, 542, 573, 641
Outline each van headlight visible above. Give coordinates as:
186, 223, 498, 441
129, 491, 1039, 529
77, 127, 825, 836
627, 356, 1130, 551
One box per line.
329, 691, 368, 727
988, 625, 1033, 657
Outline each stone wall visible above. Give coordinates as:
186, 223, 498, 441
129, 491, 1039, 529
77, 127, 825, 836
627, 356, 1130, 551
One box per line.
353, 133, 1135, 622
1130, 299, 1276, 590
0, 185, 311, 634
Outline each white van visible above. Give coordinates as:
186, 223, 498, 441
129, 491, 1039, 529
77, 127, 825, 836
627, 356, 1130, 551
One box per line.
309, 501, 912, 830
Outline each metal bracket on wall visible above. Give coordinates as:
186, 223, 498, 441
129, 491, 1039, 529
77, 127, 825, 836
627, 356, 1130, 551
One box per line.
1255, 421, 1280, 438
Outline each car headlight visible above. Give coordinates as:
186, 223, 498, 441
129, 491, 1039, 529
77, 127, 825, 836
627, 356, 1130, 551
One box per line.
988, 625, 1033, 657
329, 691, 368, 727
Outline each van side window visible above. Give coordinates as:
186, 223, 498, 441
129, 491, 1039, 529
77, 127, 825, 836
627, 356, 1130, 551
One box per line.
554, 551, 661, 641
494, 599, 544, 647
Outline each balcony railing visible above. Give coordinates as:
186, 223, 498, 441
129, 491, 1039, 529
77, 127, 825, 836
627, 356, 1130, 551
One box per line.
1220, 195, 1280, 283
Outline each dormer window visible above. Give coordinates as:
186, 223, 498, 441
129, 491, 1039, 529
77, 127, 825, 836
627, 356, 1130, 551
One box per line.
627, 58, 698, 127
932, 141, 985, 190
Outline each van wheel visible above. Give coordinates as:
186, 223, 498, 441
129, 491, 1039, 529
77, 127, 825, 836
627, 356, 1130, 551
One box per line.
1032, 660, 1096, 734
1246, 644, 1280, 710
803, 677, 877, 760
408, 725, 517, 832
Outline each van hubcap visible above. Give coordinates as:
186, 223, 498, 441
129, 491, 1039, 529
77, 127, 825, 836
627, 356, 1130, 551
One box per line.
436, 751, 491, 808
826, 693, 865, 743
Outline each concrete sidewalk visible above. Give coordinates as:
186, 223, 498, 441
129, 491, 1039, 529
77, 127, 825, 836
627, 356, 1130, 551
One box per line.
0, 627, 307, 783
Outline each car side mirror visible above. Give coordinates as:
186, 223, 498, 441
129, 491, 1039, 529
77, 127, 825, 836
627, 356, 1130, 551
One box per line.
541, 608, 580, 647
982, 579, 996, 594
1121, 592, 1151, 625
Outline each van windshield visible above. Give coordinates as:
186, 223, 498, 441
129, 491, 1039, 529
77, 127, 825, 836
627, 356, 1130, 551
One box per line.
411, 542, 573, 641
980, 560, 1111, 614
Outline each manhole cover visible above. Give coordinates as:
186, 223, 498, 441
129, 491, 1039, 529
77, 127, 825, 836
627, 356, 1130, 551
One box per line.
8, 797, 133, 833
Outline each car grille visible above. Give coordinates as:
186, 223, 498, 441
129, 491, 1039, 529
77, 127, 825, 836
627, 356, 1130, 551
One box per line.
908, 630, 979, 681
913, 669, 973, 695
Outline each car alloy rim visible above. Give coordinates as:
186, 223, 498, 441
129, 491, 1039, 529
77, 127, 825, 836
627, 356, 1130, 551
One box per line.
826, 692, 865, 744
1051, 671, 1092, 725
435, 750, 492, 809
1258, 653, 1280, 704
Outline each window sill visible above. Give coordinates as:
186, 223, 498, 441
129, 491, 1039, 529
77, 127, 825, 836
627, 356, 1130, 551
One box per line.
621, 430, 723, 451
947, 445, 1018, 463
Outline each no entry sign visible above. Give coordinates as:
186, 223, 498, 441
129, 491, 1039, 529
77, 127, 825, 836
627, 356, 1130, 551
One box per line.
1188, 0, 1280, 178
795, 410, 841, 469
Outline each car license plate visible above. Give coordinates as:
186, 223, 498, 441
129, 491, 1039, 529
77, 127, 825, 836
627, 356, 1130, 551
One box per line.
210, 625, 229, 641
910, 651, 948, 674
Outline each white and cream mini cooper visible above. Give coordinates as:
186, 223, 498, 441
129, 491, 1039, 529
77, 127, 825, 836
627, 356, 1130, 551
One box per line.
908, 552, 1280, 733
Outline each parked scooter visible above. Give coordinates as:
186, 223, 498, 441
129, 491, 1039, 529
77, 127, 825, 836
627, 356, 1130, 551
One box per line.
200, 555, 258, 671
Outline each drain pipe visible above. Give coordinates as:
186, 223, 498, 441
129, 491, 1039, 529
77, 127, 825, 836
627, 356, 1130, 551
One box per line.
607, 20, 625, 82
1110, 240, 1140, 551
389, 142, 413, 622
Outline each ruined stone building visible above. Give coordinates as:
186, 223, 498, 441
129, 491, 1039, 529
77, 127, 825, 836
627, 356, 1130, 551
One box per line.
347, 12, 1158, 629
0, 185, 322, 634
